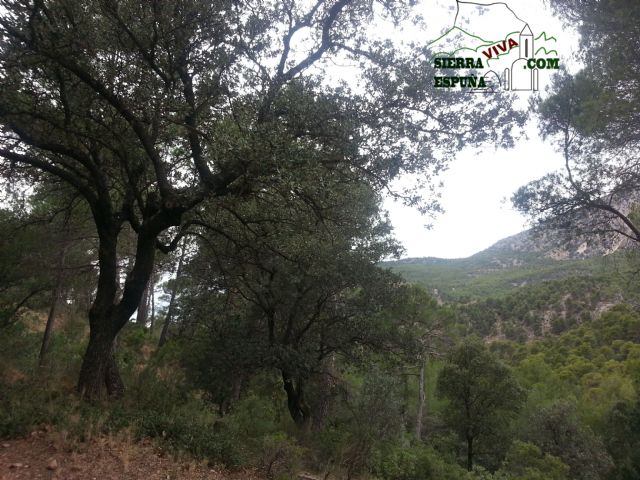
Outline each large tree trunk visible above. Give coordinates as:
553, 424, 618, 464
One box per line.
282, 370, 312, 429
77, 219, 160, 399
77, 321, 124, 398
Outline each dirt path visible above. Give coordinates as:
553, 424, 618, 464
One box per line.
0, 429, 264, 480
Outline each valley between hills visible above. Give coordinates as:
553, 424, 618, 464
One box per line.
386, 228, 638, 341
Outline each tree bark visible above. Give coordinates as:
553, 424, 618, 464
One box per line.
149, 280, 156, 333
136, 279, 150, 325
38, 244, 68, 366
312, 379, 331, 432
401, 371, 409, 424
282, 370, 312, 429
467, 435, 473, 471
415, 355, 426, 440
77, 321, 124, 398
150, 273, 155, 332
158, 239, 186, 347
77, 218, 161, 399
312, 355, 336, 432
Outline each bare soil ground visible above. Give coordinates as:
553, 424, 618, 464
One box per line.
0, 428, 265, 480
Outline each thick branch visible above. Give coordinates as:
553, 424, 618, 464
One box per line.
0, 148, 97, 204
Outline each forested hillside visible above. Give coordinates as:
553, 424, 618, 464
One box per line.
2, 0, 640, 479
387, 229, 639, 341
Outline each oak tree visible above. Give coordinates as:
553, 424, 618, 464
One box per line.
0, 0, 521, 398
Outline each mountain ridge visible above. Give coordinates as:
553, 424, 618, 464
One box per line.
384, 223, 633, 303
385, 225, 637, 341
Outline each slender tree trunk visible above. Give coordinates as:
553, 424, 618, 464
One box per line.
221, 374, 245, 415
282, 370, 312, 429
312, 377, 331, 432
232, 374, 243, 402
312, 355, 336, 432
38, 244, 68, 366
150, 273, 155, 332
143, 284, 151, 324
415, 355, 426, 440
401, 371, 409, 426
467, 435, 473, 471
159, 239, 186, 347
136, 280, 150, 325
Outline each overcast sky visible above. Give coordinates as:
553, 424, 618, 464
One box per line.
384, 0, 579, 259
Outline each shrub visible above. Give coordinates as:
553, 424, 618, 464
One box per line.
371, 442, 469, 480
260, 432, 305, 480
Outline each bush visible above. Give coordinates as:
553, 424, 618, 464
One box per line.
497, 441, 569, 480
0, 383, 50, 438
371, 442, 469, 480
260, 432, 305, 480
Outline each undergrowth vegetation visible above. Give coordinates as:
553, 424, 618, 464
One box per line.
3, 303, 640, 479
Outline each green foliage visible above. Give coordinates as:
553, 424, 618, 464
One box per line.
0, 381, 62, 438
0, 319, 41, 377
4, 272, 640, 479
388, 250, 635, 342
549, 0, 640, 145
371, 442, 469, 480
488, 307, 640, 479
176, 162, 437, 426
498, 441, 569, 480
437, 337, 526, 470
259, 432, 306, 480
604, 400, 640, 480
386, 251, 610, 303
0, 0, 524, 399
522, 401, 613, 480
509, 306, 640, 393
0, 1, 637, 478
511, 0, 640, 258
0, 314, 279, 468
305, 366, 406, 477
